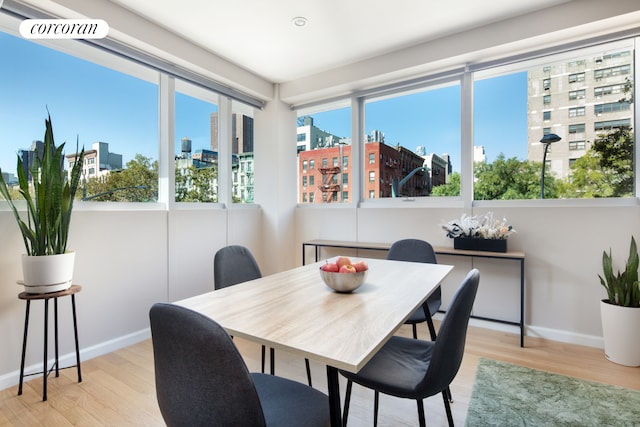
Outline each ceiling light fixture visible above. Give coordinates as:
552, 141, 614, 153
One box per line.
292, 16, 307, 27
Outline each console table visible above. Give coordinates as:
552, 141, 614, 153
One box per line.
18, 285, 83, 401
302, 239, 526, 347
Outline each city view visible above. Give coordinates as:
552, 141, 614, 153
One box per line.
0, 29, 635, 203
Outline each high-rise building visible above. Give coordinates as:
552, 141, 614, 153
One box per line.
527, 49, 633, 179
210, 112, 254, 154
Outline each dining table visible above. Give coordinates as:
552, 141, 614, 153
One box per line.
175, 257, 453, 427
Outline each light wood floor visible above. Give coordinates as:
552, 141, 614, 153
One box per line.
1, 323, 638, 426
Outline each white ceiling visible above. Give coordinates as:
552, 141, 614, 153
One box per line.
108, 0, 571, 83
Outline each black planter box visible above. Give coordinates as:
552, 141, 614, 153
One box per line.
453, 237, 508, 253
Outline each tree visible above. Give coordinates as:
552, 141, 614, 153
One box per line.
431, 172, 461, 196
175, 164, 218, 202
473, 154, 556, 200
83, 154, 158, 201
590, 126, 634, 197
560, 150, 616, 198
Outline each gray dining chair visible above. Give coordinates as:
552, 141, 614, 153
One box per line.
149, 303, 330, 427
340, 269, 480, 427
387, 239, 441, 340
214, 245, 313, 386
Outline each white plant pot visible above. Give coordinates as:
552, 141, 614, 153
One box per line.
600, 299, 640, 367
20, 252, 76, 294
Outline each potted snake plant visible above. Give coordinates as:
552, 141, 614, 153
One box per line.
0, 112, 84, 293
598, 236, 640, 366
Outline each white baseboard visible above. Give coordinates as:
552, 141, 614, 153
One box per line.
434, 313, 605, 349
0, 328, 150, 392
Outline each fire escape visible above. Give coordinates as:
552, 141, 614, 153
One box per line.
318, 166, 340, 202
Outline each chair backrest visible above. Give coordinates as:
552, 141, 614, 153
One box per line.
214, 245, 262, 289
419, 269, 480, 395
387, 239, 441, 308
387, 239, 438, 264
149, 303, 267, 427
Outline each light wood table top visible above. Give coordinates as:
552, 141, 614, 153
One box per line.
176, 258, 453, 373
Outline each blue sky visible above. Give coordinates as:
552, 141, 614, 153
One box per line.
1, 30, 528, 176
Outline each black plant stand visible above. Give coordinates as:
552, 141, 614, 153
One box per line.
18, 285, 82, 401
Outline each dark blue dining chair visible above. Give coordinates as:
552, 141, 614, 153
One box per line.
340, 269, 480, 427
214, 245, 313, 386
149, 303, 330, 427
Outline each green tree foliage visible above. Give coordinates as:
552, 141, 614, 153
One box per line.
175, 164, 218, 202
83, 154, 157, 201
431, 172, 461, 196
473, 154, 556, 200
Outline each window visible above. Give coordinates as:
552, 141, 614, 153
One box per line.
364, 81, 460, 198
543, 78, 551, 90
594, 64, 631, 79
0, 31, 159, 202
594, 101, 631, 114
569, 123, 586, 133
569, 107, 585, 117
309, 175, 315, 186
568, 72, 585, 83
594, 119, 631, 131
296, 105, 351, 204
302, 160, 307, 172
174, 81, 219, 203
231, 102, 256, 204
302, 176, 307, 187
595, 84, 624, 97
543, 94, 551, 105
472, 40, 634, 200
569, 140, 586, 150
569, 89, 585, 100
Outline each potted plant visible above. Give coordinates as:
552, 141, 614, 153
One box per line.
0, 112, 84, 293
441, 212, 515, 252
598, 236, 640, 366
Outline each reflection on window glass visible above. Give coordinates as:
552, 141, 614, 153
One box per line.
297, 107, 351, 203
364, 84, 460, 198
175, 83, 218, 202
474, 42, 634, 200
0, 31, 159, 202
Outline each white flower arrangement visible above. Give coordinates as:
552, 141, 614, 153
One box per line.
442, 212, 515, 240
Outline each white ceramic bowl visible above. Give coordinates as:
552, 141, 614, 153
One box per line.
319, 268, 367, 293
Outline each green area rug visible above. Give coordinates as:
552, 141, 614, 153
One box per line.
465, 358, 640, 427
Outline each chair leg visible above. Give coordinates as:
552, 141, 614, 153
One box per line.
305, 358, 312, 387
412, 323, 418, 339
417, 399, 426, 427
342, 380, 353, 427
442, 390, 455, 427
269, 347, 275, 375
425, 316, 437, 341
373, 391, 379, 427
261, 345, 266, 373
446, 385, 454, 403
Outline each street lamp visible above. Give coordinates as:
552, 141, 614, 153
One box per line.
539, 133, 561, 199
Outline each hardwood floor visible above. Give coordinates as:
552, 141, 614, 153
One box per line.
1, 323, 638, 426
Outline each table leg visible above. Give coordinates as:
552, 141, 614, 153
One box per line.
71, 294, 82, 383
326, 365, 342, 427
18, 300, 30, 396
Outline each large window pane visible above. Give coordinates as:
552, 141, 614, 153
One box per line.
231, 101, 256, 204
175, 81, 219, 203
0, 31, 159, 202
297, 106, 351, 204
364, 83, 460, 199
474, 41, 634, 199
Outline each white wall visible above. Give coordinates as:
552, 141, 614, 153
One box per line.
0, 207, 262, 390
296, 203, 640, 347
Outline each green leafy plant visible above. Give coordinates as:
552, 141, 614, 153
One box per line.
598, 236, 640, 307
0, 112, 84, 256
